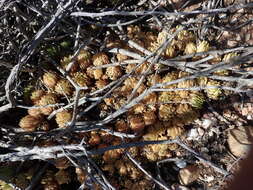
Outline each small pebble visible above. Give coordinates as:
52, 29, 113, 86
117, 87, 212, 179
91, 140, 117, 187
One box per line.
227, 40, 238, 47
172, 184, 190, 190
187, 128, 199, 140
175, 160, 187, 169
202, 119, 214, 129
247, 115, 253, 120
197, 127, 205, 137
179, 165, 200, 185
227, 126, 253, 157
199, 174, 215, 182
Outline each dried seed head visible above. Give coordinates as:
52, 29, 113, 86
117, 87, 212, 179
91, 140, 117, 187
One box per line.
144, 121, 166, 141
92, 52, 110, 66
39, 93, 58, 115
103, 149, 122, 163
127, 25, 141, 36
146, 74, 161, 86
42, 72, 58, 88
28, 108, 43, 118
128, 115, 145, 133
54, 79, 73, 96
173, 39, 185, 51
223, 52, 238, 62
157, 30, 169, 44
19, 115, 41, 132
86, 66, 95, 78
123, 77, 138, 90
136, 62, 149, 74
142, 92, 157, 105
158, 91, 174, 103
184, 42, 197, 54
93, 68, 103, 80
143, 111, 157, 126
104, 97, 116, 107
77, 50, 91, 70
177, 76, 196, 99
165, 45, 176, 58
177, 30, 195, 42
167, 125, 184, 139
129, 103, 145, 114
162, 72, 178, 88
30, 90, 45, 103
117, 53, 128, 62
106, 66, 122, 80
71, 72, 91, 87
159, 104, 175, 121
145, 32, 157, 43
55, 110, 72, 128
214, 69, 230, 76
206, 80, 222, 100
115, 160, 142, 179
177, 30, 195, 41
95, 79, 108, 89
88, 132, 101, 146
114, 98, 127, 110
142, 142, 170, 161
125, 64, 136, 73
177, 78, 196, 89
197, 76, 208, 87
115, 120, 129, 133
190, 93, 205, 109
176, 104, 192, 115
197, 40, 210, 53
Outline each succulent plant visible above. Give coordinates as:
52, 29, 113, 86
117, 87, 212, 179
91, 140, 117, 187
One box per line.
190, 92, 205, 109
223, 52, 238, 62
143, 111, 157, 126
19, 115, 41, 132
28, 108, 43, 119
184, 42, 197, 54
39, 93, 58, 115
92, 52, 110, 66
30, 90, 45, 104
196, 40, 210, 53
54, 79, 73, 96
77, 50, 91, 70
106, 66, 122, 80
128, 115, 145, 133
71, 72, 91, 87
158, 104, 175, 121
55, 110, 72, 128
206, 80, 222, 100
42, 72, 58, 88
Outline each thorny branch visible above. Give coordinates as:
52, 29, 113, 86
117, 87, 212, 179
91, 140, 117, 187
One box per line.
0, 139, 229, 176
